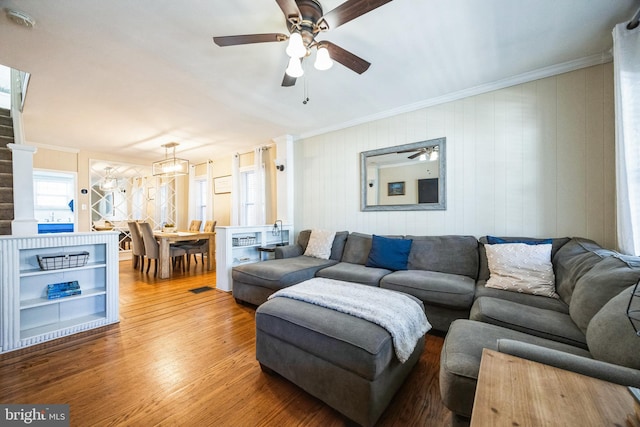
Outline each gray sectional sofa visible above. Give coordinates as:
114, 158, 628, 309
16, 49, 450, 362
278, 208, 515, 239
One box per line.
233, 230, 479, 331
231, 230, 640, 426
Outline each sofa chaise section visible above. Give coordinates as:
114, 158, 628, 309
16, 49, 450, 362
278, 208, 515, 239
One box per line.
231, 230, 347, 305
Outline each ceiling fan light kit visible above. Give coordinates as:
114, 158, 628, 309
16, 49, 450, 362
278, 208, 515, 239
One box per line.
286, 32, 307, 58
314, 45, 333, 70
213, 0, 391, 87
285, 57, 305, 77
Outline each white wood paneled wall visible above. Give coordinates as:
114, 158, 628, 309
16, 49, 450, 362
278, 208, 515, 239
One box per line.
295, 63, 616, 249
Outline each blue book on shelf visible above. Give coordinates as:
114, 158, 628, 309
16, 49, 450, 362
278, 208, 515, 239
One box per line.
46, 281, 81, 299
47, 289, 82, 299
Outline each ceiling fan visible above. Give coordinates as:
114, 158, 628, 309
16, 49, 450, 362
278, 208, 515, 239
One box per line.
399, 146, 439, 160
213, 0, 394, 87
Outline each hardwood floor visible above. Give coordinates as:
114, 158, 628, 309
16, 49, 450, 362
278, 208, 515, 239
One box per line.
0, 260, 453, 426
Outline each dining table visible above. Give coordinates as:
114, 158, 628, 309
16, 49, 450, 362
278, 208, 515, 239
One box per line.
153, 231, 216, 279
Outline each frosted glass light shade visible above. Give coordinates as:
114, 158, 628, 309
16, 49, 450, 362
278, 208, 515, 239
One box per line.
99, 177, 118, 191
314, 46, 333, 70
285, 32, 306, 58
285, 57, 304, 78
152, 157, 189, 176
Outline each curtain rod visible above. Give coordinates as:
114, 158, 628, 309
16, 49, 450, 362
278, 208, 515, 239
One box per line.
191, 160, 213, 167
629, 7, 640, 30
236, 144, 274, 157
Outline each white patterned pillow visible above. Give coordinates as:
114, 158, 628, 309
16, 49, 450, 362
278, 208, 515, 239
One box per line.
485, 243, 558, 298
304, 230, 336, 260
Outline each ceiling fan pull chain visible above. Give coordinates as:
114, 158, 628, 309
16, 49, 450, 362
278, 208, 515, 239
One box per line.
303, 67, 310, 105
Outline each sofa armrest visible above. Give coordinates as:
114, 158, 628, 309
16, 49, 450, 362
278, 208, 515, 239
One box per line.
275, 244, 303, 259
496, 339, 640, 388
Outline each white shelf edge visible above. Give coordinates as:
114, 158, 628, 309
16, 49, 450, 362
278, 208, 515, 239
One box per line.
19, 262, 108, 277
20, 288, 107, 310
20, 313, 107, 340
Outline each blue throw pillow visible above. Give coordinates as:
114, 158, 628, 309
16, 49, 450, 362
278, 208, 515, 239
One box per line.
487, 235, 553, 245
365, 235, 413, 271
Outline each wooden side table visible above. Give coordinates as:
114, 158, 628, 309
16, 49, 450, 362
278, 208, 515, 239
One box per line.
470, 348, 637, 426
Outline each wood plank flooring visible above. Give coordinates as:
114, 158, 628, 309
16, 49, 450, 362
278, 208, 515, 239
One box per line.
0, 260, 452, 426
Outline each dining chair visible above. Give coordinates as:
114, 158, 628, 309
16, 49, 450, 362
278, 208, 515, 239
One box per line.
127, 221, 145, 271
138, 222, 186, 276
185, 220, 216, 269
189, 220, 202, 232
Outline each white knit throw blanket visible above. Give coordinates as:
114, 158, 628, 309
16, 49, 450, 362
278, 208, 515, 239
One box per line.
268, 277, 431, 363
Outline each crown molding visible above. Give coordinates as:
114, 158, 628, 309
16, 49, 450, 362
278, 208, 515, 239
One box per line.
31, 142, 80, 153
298, 52, 613, 141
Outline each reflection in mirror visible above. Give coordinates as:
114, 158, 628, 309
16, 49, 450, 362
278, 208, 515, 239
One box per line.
90, 160, 178, 253
360, 137, 446, 211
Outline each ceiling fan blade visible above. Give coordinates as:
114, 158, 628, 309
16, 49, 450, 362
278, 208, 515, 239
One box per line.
324, 41, 371, 74
322, 0, 393, 29
407, 152, 423, 159
281, 72, 297, 87
275, 0, 301, 22
213, 33, 288, 47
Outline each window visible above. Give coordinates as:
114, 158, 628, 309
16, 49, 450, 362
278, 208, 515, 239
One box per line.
34, 179, 71, 209
240, 169, 256, 225
33, 170, 75, 224
194, 178, 207, 224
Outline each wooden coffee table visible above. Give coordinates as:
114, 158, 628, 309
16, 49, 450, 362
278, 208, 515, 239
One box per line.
470, 348, 638, 426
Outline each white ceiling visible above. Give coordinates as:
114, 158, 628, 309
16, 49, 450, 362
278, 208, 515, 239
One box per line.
0, 0, 637, 164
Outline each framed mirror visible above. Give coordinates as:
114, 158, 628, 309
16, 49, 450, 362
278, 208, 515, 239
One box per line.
360, 137, 446, 211
89, 159, 178, 253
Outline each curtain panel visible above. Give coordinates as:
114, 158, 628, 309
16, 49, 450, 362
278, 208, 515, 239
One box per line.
613, 21, 640, 255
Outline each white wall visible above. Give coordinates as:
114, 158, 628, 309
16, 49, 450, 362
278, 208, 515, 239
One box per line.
294, 63, 616, 249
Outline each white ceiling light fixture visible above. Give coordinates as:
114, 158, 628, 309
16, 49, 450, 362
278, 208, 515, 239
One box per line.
99, 167, 118, 191
152, 142, 189, 177
314, 45, 333, 71
285, 57, 304, 78
5, 9, 35, 28
285, 32, 307, 59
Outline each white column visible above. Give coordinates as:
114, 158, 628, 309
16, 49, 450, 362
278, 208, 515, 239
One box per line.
8, 143, 38, 235
273, 135, 294, 225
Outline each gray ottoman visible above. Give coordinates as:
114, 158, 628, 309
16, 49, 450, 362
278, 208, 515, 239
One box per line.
255, 295, 426, 426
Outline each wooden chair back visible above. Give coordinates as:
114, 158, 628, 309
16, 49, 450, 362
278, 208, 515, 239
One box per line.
189, 220, 202, 232
203, 220, 216, 232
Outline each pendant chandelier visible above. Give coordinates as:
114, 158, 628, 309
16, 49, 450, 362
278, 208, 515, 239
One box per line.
152, 142, 189, 177
99, 167, 119, 191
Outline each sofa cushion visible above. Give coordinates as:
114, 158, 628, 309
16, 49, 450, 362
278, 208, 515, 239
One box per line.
304, 230, 336, 259
552, 238, 615, 304
440, 319, 592, 418
380, 270, 475, 309
405, 235, 479, 279
586, 285, 640, 370
470, 297, 587, 348
478, 236, 570, 281
297, 230, 348, 261
487, 236, 552, 245
570, 255, 640, 334
341, 232, 373, 265
316, 262, 391, 287
232, 256, 337, 291
484, 243, 558, 299
365, 235, 412, 271
475, 281, 569, 313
